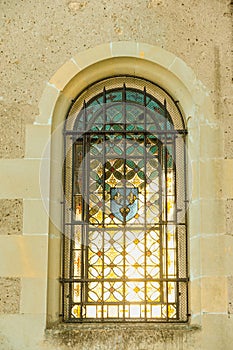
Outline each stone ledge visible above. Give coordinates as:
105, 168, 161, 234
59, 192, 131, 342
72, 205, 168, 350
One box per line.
46, 322, 200, 332
45, 323, 201, 349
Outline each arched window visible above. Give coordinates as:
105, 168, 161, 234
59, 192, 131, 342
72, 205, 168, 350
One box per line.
62, 76, 188, 323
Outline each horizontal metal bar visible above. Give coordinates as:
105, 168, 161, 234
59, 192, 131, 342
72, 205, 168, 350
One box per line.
64, 129, 188, 136
60, 277, 189, 283
64, 222, 187, 227
63, 318, 189, 323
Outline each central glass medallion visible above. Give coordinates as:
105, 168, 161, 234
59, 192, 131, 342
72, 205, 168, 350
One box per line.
110, 187, 139, 222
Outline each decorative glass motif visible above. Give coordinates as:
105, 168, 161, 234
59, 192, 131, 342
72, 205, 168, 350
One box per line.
63, 80, 188, 323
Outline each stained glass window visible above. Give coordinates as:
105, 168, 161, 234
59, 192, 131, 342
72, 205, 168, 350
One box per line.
62, 77, 188, 322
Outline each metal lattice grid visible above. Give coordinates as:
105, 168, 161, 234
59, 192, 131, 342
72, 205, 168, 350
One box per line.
61, 76, 189, 323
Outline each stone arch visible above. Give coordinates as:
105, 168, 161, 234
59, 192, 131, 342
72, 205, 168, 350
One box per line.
33, 42, 219, 326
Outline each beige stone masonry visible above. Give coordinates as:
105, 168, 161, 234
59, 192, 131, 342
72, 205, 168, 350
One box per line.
200, 124, 224, 159
20, 277, 47, 315
200, 199, 225, 234
201, 276, 227, 313
37, 42, 222, 328
0, 277, 21, 314
223, 160, 233, 199
25, 125, 50, 159
0, 199, 22, 235
226, 199, 233, 236
0, 159, 41, 199
199, 159, 223, 199
37, 83, 60, 125
189, 236, 201, 279
227, 276, 233, 315
0, 236, 48, 278
50, 59, 81, 92
137, 42, 176, 68
73, 43, 112, 69
35, 42, 213, 126
201, 235, 226, 276
23, 199, 49, 235
201, 315, 229, 350
0, 314, 45, 350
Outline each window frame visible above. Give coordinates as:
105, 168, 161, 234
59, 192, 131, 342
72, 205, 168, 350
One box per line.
61, 76, 189, 323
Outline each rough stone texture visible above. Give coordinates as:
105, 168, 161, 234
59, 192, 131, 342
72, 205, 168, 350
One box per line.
228, 276, 233, 315
224, 116, 233, 159
0, 103, 36, 159
0, 1, 233, 350
226, 199, 233, 236
45, 325, 201, 350
0, 199, 22, 235
1, 0, 232, 158
0, 278, 20, 314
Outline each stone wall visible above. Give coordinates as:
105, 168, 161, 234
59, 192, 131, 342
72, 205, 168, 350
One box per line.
0, 0, 232, 349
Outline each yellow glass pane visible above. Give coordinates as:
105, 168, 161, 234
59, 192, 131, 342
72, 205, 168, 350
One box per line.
71, 305, 80, 318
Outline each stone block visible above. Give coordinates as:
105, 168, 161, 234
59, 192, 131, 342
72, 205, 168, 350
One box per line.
0, 159, 41, 199
50, 59, 81, 91
201, 276, 227, 313
200, 199, 225, 234
0, 102, 36, 159
169, 57, 196, 94
111, 41, 138, 57
0, 199, 22, 235
25, 124, 51, 159
20, 277, 47, 314
226, 199, 233, 236
200, 124, 223, 159
201, 314, 227, 350
23, 199, 48, 234
199, 159, 223, 199
73, 43, 112, 69
0, 314, 46, 350
223, 160, 233, 199
0, 236, 48, 278
190, 278, 201, 315
0, 277, 20, 314
224, 116, 233, 159
201, 235, 225, 276
37, 83, 60, 125
190, 237, 201, 279
227, 276, 233, 315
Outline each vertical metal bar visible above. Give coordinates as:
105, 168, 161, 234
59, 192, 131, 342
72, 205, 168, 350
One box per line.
158, 139, 164, 318
183, 132, 189, 321
102, 87, 107, 320
164, 99, 169, 321
143, 87, 147, 320
122, 83, 126, 320
172, 134, 179, 320
62, 133, 67, 321
80, 136, 85, 321
68, 136, 76, 320
84, 132, 90, 316
83, 101, 89, 319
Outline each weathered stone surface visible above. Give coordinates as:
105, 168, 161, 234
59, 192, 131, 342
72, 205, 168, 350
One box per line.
0, 199, 22, 235
224, 116, 233, 159
228, 276, 233, 315
226, 199, 233, 236
0, 278, 20, 314
45, 324, 201, 350
1, 0, 232, 157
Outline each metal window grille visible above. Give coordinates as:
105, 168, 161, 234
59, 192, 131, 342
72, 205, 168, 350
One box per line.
61, 76, 188, 323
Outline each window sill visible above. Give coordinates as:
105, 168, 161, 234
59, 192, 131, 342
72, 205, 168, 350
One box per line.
45, 322, 201, 348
